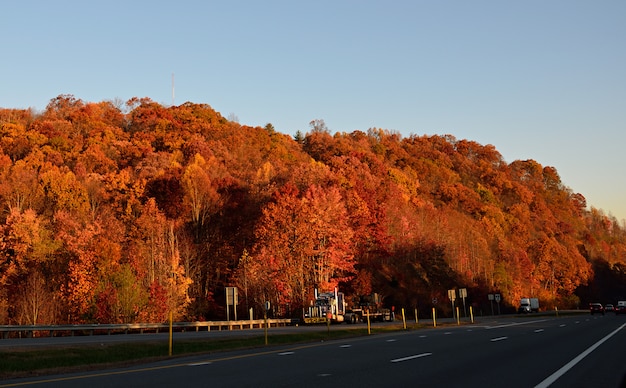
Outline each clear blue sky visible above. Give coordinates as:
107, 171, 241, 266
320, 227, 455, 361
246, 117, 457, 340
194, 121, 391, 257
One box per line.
2, 1, 625, 222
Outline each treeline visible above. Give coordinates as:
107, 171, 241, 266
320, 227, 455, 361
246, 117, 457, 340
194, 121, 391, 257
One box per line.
0, 95, 624, 324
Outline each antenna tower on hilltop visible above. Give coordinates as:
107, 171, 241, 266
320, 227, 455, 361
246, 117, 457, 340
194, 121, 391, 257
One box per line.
171, 73, 175, 106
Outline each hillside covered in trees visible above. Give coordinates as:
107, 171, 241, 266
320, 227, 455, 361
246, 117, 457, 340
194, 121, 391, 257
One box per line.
1, 95, 625, 325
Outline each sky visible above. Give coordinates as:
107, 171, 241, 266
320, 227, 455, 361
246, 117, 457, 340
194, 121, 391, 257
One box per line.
1, 1, 625, 222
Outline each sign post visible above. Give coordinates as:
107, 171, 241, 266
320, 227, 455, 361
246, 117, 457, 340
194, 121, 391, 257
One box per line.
459, 288, 468, 318
264, 301, 270, 345
495, 293, 501, 315
488, 294, 494, 316
448, 289, 457, 319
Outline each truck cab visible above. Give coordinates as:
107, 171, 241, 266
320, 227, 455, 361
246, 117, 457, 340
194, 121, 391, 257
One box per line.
303, 290, 346, 323
518, 298, 539, 313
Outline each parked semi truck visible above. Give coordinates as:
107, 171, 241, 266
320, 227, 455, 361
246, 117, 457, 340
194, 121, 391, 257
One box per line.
303, 288, 346, 324
303, 289, 391, 324
518, 297, 539, 313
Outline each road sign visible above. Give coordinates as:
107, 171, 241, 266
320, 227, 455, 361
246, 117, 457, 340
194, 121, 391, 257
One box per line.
226, 287, 238, 321
226, 287, 238, 305
495, 294, 501, 302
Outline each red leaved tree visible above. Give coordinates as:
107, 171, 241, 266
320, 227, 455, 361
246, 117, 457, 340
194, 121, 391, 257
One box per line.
244, 183, 355, 317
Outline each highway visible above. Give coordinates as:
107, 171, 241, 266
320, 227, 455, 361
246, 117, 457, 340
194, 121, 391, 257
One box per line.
2, 314, 625, 387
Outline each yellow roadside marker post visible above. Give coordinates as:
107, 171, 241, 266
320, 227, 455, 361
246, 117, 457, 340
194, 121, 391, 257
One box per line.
264, 301, 270, 345
168, 311, 173, 356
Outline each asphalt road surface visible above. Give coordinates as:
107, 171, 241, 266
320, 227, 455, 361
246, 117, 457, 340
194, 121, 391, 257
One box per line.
2, 314, 626, 388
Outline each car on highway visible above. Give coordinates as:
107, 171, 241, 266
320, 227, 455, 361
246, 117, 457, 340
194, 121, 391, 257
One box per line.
616, 301, 626, 315
605, 304, 614, 312
589, 303, 604, 315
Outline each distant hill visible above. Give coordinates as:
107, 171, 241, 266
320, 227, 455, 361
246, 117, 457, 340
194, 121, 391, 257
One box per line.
0, 95, 624, 324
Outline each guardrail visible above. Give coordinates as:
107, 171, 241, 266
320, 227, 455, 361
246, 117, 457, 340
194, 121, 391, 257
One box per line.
0, 318, 297, 339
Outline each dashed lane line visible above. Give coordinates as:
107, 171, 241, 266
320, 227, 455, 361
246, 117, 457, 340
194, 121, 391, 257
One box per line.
490, 336, 508, 342
188, 361, 212, 366
390, 353, 433, 363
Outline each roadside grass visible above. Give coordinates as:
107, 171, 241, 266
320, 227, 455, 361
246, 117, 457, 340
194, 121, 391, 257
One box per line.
0, 325, 415, 380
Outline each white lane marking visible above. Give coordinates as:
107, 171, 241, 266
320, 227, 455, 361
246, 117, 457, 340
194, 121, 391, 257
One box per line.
340, 344, 352, 348
391, 353, 432, 363
575, 321, 580, 324
419, 335, 427, 338
318, 373, 332, 377
535, 329, 544, 333
491, 336, 508, 342
535, 323, 626, 388
278, 351, 294, 356
386, 339, 397, 342
444, 332, 452, 335
559, 324, 566, 327
486, 320, 547, 329
188, 361, 212, 366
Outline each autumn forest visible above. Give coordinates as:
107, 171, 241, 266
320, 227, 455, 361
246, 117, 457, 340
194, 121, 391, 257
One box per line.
1, 95, 625, 325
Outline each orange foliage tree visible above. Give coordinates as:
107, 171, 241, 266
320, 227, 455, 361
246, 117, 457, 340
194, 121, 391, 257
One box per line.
244, 183, 355, 317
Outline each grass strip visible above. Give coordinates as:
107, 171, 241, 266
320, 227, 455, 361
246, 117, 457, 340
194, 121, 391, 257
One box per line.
0, 325, 410, 379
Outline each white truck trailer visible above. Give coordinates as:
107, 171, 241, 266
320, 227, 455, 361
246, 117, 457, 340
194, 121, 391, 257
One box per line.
518, 297, 539, 313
